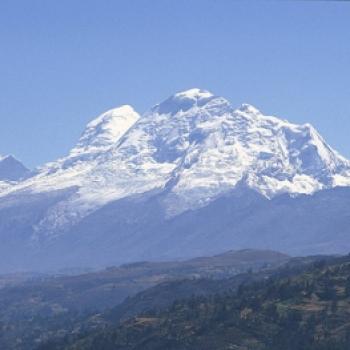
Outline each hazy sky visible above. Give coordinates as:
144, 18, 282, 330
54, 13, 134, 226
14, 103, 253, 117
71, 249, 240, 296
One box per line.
0, 0, 349, 168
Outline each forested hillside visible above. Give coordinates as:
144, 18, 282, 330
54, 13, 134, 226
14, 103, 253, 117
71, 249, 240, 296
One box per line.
46, 255, 350, 350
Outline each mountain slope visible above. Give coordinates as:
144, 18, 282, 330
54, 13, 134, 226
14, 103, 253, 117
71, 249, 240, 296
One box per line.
51, 255, 350, 350
0, 88, 349, 271
0, 250, 289, 350
16, 186, 348, 271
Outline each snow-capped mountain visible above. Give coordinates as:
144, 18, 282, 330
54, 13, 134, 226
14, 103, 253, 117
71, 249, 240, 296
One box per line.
0, 88, 350, 271
2, 88, 350, 220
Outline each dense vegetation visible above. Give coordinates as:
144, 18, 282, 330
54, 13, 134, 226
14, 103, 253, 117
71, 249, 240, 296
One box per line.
43, 255, 350, 350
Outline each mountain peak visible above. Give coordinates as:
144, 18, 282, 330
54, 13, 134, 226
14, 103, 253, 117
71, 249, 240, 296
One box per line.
70, 105, 139, 156
173, 88, 214, 100
153, 88, 218, 116
0, 155, 30, 181
86, 105, 137, 129
237, 103, 262, 115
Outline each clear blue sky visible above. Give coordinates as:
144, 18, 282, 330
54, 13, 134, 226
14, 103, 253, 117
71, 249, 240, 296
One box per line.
0, 0, 349, 168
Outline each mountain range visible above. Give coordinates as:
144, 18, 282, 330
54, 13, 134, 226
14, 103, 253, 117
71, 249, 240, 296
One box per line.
1, 88, 349, 272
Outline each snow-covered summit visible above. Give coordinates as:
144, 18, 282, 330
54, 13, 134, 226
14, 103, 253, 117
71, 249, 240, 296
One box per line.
173, 88, 214, 101
1, 88, 350, 233
70, 105, 139, 157
151, 88, 224, 116
238, 103, 262, 115
34, 104, 140, 181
